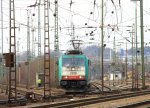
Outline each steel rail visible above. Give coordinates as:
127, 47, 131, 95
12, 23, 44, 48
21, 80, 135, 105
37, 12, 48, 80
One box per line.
30, 89, 150, 108
0, 84, 43, 97
117, 100, 150, 108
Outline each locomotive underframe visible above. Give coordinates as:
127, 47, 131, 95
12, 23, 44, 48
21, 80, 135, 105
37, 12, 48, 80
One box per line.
60, 80, 87, 88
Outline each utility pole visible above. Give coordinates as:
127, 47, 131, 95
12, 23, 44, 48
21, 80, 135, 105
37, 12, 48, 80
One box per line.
26, 10, 31, 89
125, 40, 128, 85
27, 0, 38, 60
112, 36, 116, 86
31, 18, 35, 58
69, 0, 75, 40
0, 0, 4, 93
54, 0, 59, 51
135, 1, 138, 89
131, 0, 143, 90
54, 0, 59, 86
17, 40, 20, 86
101, 0, 104, 92
140, 0, 145, 89
37, 0, 41, 87
131, 29, 134, 89
9, 0, 17, 102
129, 24, 135, 89
43, 0, 51, 99
27, 1, 41, 87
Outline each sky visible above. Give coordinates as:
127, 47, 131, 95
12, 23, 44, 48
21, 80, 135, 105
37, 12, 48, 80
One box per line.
0, 0, 150, 56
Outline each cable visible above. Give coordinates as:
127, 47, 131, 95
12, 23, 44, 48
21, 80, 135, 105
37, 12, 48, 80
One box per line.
51, 2, 99, 23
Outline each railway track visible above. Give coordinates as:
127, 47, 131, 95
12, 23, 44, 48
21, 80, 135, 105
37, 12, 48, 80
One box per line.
0, 85, 43, 98
117, 100, 150, 108
1, 84, 150, 107
28, 89, 150, 108
0, 85, 54, 105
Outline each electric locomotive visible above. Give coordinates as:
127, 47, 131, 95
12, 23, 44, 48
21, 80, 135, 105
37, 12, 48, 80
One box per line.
58, 50, 91, 89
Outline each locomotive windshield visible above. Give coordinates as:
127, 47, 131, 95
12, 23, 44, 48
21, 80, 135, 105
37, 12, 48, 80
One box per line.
62, 58, 84, 67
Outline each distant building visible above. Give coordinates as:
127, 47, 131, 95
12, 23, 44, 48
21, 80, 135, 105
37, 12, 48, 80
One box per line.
109, 71, 122, 80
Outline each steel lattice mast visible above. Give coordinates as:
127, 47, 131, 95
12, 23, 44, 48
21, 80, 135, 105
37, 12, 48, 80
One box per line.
54, 0, 59, 85
9, 0, 17, 101
54, 0, 59, 51
43, 0, 51, 98
35, 0, 42, 87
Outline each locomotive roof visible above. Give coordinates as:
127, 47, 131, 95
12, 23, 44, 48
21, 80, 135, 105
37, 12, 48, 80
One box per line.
65, 50, 83, 55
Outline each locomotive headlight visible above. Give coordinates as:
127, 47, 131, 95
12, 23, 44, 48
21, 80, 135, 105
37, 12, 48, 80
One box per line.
65, 76, 68, 79
80, 67, 85, 70
71, 67, 75, 71
79, 76, 85, 79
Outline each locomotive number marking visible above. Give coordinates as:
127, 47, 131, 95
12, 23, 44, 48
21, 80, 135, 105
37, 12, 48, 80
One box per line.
70, 72, 77, 75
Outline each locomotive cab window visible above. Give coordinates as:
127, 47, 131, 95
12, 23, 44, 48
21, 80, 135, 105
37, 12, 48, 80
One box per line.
62, 58, 85, 67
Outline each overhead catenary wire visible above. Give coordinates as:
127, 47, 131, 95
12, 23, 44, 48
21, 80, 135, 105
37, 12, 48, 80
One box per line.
1, 0, 150, 28
1, 0, 150, 54
0, 0, 148, 33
